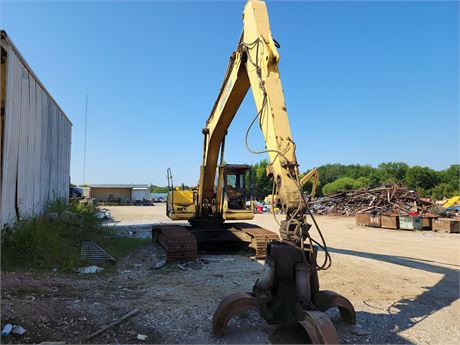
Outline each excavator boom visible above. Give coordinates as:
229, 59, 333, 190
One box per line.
159, 2, 356, 343
208, 1, 356, 343
199, 0, 303, 220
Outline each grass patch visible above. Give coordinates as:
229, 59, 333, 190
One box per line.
103, 236, 150, 258
1, 200, 148, 272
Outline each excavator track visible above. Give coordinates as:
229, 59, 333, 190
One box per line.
152, 225, 197, 261
231, 223, 280, 259
153, 223, 279, 261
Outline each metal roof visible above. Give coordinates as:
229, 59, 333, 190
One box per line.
89, 184, 148, 189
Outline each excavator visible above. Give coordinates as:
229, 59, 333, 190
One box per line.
265, 168, 319, 205
153, 0, 356, 343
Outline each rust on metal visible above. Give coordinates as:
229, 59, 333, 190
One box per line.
314, 290, 356, 325
299, 310, 340, 344
212, 292, 261, 337
153, 222, 279, 261
81, 240, 116, 265
213, 240, 356, 344
152, 225, 197, 261
231, 223, 280, 258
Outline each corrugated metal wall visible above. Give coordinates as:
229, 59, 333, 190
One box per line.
0, 33, 72, 227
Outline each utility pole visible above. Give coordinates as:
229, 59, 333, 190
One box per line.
83, 90, 88, 185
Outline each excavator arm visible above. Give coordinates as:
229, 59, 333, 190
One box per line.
300, 168, 319, 197
209, 2, 357, 343
199, 0, 303, 223
162, 1, 356, 342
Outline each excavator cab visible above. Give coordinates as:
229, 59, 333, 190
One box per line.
219, 164, 254, 220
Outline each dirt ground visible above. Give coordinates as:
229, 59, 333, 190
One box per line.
1, 204, 459, 344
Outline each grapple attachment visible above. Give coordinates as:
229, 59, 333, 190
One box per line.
212, 241, 356, 344
213, 293, 261, 337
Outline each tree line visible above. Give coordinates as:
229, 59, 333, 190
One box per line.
250, 161, 459, 200
149, 161, 459, 201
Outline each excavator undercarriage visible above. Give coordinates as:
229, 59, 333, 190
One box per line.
153, 222, 279, 261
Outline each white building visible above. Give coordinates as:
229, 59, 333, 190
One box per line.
1, 31, 72, 226
89, 184, 149, 202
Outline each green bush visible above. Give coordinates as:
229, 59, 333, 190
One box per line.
1, 199, 152, 272
241, 160, 458, 200
321, 177, 370, 196
1, 216, 80, 271
1, 199, 101, 271
404, 166, 439, 191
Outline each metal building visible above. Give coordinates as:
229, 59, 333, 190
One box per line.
89, 184, 149, 203
0, 31, 72, 226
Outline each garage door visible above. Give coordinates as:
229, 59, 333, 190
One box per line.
132, 189, 147, 201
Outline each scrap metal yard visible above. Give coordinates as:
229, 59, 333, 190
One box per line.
1, 1, 459, 344
2, 204, 459, 344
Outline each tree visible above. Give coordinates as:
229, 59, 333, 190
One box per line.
250, 160, 272, 200
430, 165, 460, 198
249, 159, 458, 200
378, 162, 409, 182
430, 183, 455, 200
404, 166, 439, 193
438, 165, 459, 186
321, 177, 369, 196
149, 185, 169, 193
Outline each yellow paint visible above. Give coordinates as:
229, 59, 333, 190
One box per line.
168, 0, 305, 223
300, 168, 319, 197
443, 196, 460, 208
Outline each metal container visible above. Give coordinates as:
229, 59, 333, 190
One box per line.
356, 214, 370, 226
433, 218, 460, 233
399, 216, 423, 231
422, 217, 436, 230
381, 216, 399, 229
368, 216, 381, 228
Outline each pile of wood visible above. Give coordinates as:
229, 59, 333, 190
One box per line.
309, 183, 434, 216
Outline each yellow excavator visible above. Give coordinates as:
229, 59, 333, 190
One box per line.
154, 1, 355, 343
265, 168, 319, 205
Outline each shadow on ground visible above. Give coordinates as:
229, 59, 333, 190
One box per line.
322, 247, 459, 344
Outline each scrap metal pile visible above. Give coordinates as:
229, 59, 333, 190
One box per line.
309, 183, 434, 216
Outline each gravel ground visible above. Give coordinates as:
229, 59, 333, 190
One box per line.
1, 204, 459, 344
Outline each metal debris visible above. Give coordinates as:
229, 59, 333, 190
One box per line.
96, 209, 112, 220
87, 308, 139, 339
137, 334, 148, 341
154, 259, 167, 269
309, 183, 434, 216
81, 240, 116, 265
76, 266, 104, 274
12, 325, 26, 336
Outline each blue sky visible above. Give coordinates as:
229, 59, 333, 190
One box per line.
1, 0, 458, 186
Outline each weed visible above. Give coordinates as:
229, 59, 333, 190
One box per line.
1, 199, 147, 272
102, 236, 150, 259
1, 215, 81, 271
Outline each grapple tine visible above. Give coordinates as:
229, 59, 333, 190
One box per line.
314, 290, 356, 325
297, 319, 322, 344
298, 310, 340, 344
212, 292, 261, 337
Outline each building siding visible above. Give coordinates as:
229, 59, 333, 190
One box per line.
0, 32, 72, 227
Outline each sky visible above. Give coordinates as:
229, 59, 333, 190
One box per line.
1, 0, 458, 186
